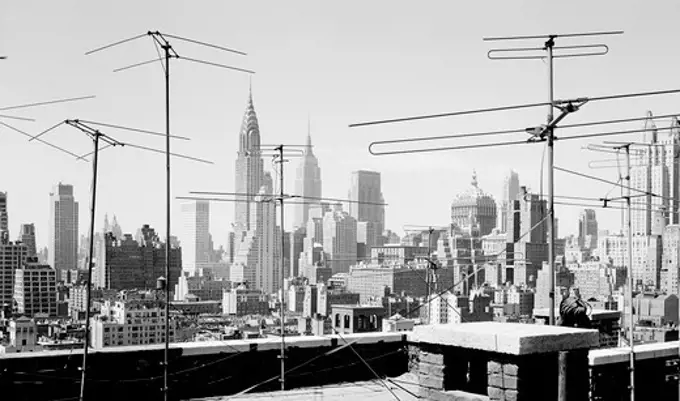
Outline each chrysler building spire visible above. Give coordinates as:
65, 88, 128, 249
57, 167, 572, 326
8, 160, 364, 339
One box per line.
234, 87, 265, 232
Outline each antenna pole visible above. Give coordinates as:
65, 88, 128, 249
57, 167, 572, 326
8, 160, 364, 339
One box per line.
163, 42, 171, 401
426, 227, 433, 324
624, 144, 635, 401
79, 132, 100, 401
278, 144, 286, 391
546, 37, 556, 327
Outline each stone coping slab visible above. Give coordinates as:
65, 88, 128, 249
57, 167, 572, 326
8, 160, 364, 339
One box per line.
409, 322, 599, 355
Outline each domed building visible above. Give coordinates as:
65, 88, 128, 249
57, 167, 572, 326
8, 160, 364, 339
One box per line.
450, 171, 497, 237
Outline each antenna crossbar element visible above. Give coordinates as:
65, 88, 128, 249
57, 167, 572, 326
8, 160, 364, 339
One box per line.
488, 44, 609, 60
0, 95, 96, 112
482, 30, 624, 42
0, 114, 35, 122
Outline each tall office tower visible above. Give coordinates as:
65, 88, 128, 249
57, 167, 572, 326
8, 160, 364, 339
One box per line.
14, 262, 57, 317
507, 187, 548, 286
289, 226, 306, 278
233, 87, 264, 234
48, 183, 79, 276
630, 112, 674, 235
292, 124, 322, 229
578, 209, 598, 249
231, 89, 278, 294
498, 170, 520, 232
181, 200, 211, 275
323, 204, 357, 275
19, 224, 37, 257
667, 117, 680, 224
451, 171, 497, 237
348, 170, 385, 249
661, 225, 680, 295
0, 242, 27, 309
232, 185, 279, 293
110, 215, 123, 239
0, 192, 8, 244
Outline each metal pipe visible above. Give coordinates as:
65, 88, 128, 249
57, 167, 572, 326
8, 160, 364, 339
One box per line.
558, 351, 568, 400
163, 43, 171, 401
426, 227, 433, 324
625, 145, 636, 401
546, 38, 556, 329
79, 132, 100, 401
278, 145, 286, 391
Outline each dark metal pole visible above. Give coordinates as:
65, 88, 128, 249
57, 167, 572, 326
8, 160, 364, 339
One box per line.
546, 37, 556, 327
426, 227, 433, 324
624, 145, 635, 401
79, 132, 100, 401
163, 43, 171, 401
558, 351, 568, 400
278, 145, 286, 391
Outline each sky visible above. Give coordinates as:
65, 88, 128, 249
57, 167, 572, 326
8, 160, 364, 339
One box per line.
2, 1, 680, 250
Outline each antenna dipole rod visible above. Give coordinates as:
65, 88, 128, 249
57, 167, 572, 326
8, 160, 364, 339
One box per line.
79, 132, 100, 401
624, 145, 636, 401
163, 42, 171, 401
278, 144, 286, 391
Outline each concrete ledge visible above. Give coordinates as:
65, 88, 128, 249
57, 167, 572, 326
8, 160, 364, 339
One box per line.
588, 340, 680, 366
0, 332, 406, 359
409, 322, 599, 355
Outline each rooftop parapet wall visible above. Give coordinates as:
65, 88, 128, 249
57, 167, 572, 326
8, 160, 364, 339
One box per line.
589, 341, 680, 401
408, 322, 600, 401
0, 333, 408, 401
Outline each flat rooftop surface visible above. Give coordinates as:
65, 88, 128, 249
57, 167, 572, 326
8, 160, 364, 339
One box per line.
187, 373, 420, 401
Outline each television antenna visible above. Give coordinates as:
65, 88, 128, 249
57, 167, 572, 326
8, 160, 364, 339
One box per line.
85, 30, 252, 401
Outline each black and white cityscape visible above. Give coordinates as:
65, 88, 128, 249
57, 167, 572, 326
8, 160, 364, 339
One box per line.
2, 2, 680, 401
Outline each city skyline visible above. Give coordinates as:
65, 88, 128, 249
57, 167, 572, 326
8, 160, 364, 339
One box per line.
3, 1, 680, 251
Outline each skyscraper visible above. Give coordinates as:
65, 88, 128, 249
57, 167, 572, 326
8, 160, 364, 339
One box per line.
48, 183, 79, 275
498, 170, 519, 232
231, 88, 279, 293
292, 123, 322, 229
0, 192, 8, 244
19, 224, 37, 257
629, 112, 679, 235
323, 204, 357, 275
348, 170, 385, 249
578, 209, 598, 249
181, 200, 211, 276
451, 171, 497, 237
233, 87, 264, 234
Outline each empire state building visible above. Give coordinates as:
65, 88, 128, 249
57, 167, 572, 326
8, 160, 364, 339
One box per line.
292, 124, 322, 229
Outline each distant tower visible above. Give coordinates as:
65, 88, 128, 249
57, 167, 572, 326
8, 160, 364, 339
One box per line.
48, 183, 79, 275
231, 87, 279, 294
19, 224, 37, 257
498, 170, 520, 232
293, 119, 322, 229
451, 171, 497, 236
0, 192, 8, 245
233, 86, 264, 234
630, 111, 670, 235
578, 209, 598, 249
323, 204, 358, 274
181, 200, 211, 275
348, 170, 385, 249
111, 215, 123, 239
